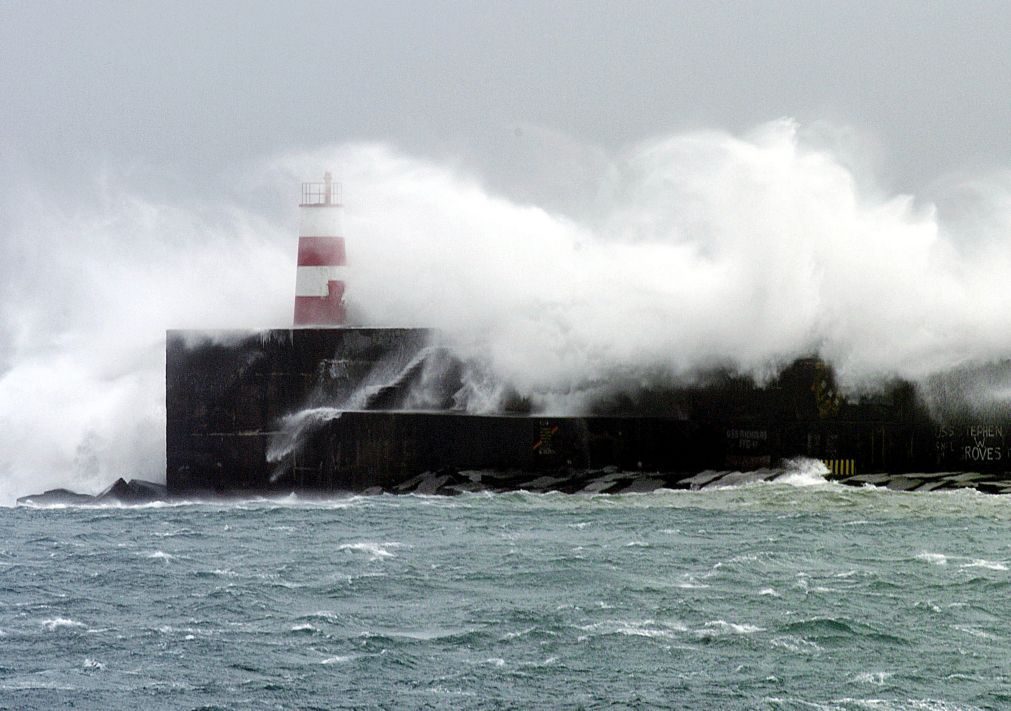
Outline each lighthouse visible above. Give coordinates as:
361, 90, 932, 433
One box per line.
293, 172, 347, 326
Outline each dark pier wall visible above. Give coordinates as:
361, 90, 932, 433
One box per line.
166, 328, 436, 493
167, 329, 1011, 495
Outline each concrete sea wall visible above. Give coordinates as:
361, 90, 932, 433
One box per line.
167, 329, 1011, 496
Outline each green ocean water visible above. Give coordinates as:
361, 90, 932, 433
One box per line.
3, 479, 1011, 709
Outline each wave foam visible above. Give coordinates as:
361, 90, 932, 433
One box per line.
338, 542, 400, 561
42, 617, 86, 632
320, 655, 354, 665
774, 458, 832, 487
961, 559, 1007, 571
917, 552, 949, 566
695, 620, 764, 637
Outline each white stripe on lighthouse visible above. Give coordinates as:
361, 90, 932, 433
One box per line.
295, 265, 348, 297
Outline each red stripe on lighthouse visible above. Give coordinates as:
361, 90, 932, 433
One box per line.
296, 236, 346, 267
294, 282, 346, 325
294, 236, 346, 326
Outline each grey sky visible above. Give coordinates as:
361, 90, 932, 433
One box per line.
2, 1, 1010, 204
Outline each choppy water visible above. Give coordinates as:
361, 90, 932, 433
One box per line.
4, 478, 1011, 709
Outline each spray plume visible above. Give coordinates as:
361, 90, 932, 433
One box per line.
2, 119, 1011, 503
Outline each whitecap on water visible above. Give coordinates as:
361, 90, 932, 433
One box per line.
157, 624, 212, 637
500, 626, 536, 640
577, 620, 687, 641
853, 671, 894, 685
675, 578, 710, 589
618, 624, 671, 640
82, 658, 106, 671
954, 625, 997, 640
338, 542, 400, 561
300, 611, 341, 625
514, 656, 560, 669
769, 635, 821, 653
320, 655, 355, 665
961, 559, 1007, 571
42, 617, 86, 632
695, 620, 764, 637
913, 600, 942, 613
916, 552, 948, 565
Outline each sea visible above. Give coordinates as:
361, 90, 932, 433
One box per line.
4, 472, 1011, 710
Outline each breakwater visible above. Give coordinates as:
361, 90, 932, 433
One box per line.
165, 328, 1011, 498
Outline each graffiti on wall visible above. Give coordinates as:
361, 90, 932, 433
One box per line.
936, 424, 1006, 463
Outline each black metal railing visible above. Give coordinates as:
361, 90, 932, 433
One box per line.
300, 180, 342, 206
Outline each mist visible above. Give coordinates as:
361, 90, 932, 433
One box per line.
329, 119, 1011, 392
3, 119, 1011, 504
0, 184, 292, 503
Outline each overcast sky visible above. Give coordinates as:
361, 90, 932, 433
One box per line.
3, 0, 1010, 207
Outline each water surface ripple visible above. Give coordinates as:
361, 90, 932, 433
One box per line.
4, 483, 1011, 709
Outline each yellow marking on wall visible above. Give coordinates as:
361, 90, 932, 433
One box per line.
822, 459, 856, 478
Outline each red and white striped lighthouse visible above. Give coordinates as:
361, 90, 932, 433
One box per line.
294, 172, 347, 326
